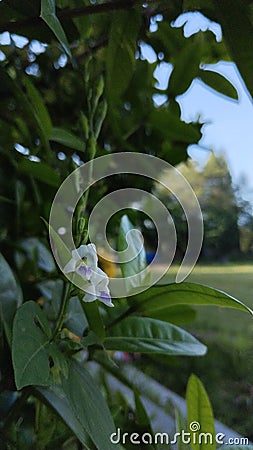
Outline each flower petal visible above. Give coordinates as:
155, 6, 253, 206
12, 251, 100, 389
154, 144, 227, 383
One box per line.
78, 243, 98, 268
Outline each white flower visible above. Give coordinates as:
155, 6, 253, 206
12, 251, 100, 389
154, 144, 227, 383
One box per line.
63, 244, 114, 307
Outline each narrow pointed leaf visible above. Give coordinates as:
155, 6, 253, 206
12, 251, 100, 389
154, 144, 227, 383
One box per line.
50, 127, 85, 152
40, 0, 71, 57
186, 374, 215, 450
23, 76, 52, 138
130, 282, 253, 315
118, 214, 149, 290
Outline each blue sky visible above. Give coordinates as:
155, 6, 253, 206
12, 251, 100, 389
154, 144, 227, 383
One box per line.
145, 12, 253, 205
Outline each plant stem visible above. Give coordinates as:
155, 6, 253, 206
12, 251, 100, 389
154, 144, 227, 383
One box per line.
52, 282, 72, 340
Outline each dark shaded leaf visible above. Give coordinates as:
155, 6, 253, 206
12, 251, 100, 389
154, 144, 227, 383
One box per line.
50, 127, 85, 152
106, 10, 141, 101
40, 0, 71, 57
213, 0, 253, 97
0, 253, 23, 345
18, 158, 60, 187
37, 360, 119, 450
12, 302, 68, 389
198, 69, 238, 99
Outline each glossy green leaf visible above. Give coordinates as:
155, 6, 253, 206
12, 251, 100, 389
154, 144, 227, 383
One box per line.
198, 69, 238, 99
12, 301, 53, 389
18, 158, 60, 187
40, 0, 71, 57
106, 10, 141, 101
23, 76, 52, 138
118, 214, 149, 290
0, 253, 23, 345
130, 282, 253, 315
104, 316, 207, 356
50, 127, 85, 152
186, 374, 215, 450
144, 304, 196, 325
37, 360, 119, 450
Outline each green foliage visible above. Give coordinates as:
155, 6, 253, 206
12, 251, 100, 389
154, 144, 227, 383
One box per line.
105, 316, 207, 356
0, 1, 252, 448
0, 253, 23, 345
12, 301, 65, 389
186, 374, 215, 450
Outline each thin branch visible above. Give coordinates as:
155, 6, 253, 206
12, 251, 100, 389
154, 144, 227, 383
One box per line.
0, 0, 165, 34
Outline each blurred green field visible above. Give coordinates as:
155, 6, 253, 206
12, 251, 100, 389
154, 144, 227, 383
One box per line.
143, 263, 253, 437
164, 263, 253, 349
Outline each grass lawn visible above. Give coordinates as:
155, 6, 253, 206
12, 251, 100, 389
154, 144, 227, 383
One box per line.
142, 263, 253, 438
163, 263, 253, 350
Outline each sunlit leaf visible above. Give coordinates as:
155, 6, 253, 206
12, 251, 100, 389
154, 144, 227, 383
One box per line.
130, 282, 253, 315
105, 316, 207, 356
186, 374, 215, 450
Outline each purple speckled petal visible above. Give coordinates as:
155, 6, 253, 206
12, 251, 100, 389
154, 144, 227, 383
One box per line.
77, 265, 92, 280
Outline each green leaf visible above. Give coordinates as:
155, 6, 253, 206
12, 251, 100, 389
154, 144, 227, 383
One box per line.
50, 127, 85, 152
149, 108, 201, 143
42, 218, 72, 270
18, 158, 60, 187
15, 237, 55, 272
106, 10, 141, 101
186, 374, 215, 450
213, 0, 253, 98
12, 301, 64, 389
198, 69, 238, 99
104, 316, 207, 356
130, 282, 253, 315
23, 76, 52, 138
80, 299, 105, 342
175, 407, 191, 450
118, 214, 149, 290
37, 360, 120, 450
168, 39, 202, 97
40, 0, 71, 58
143, 304, 196, 325
0, 253, 23, 345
